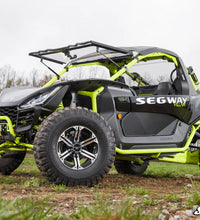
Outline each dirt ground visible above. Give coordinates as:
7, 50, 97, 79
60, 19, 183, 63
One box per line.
1, 171, 197, 216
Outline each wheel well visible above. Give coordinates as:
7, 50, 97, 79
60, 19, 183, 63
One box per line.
62, 91, 92, 110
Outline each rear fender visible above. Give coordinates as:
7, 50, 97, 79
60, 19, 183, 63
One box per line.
188, 94, 200, 124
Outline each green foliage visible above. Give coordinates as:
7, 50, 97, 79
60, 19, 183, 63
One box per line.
142, 197, 158, 206
0, 175, 15, 184
16, 154, 40, 175
22, 177, 40, 188
144, 161, 200, 178
163, 193, 180, 202
0, 196, 63, 220
185, 180, 200, 207
52, 184, 69, 192
122, 184, 151, 195
21, 156, 36, 166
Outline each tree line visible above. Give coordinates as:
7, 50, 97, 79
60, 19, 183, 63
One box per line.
0, 65, 110, 91
0, 65, 53, 90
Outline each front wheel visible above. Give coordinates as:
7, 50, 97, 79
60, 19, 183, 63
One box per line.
34, 107, 116, 186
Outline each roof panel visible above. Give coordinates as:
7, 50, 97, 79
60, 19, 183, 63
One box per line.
72, 46, 179, 65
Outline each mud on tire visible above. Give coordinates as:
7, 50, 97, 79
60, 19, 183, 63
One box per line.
34, 107, 116, 186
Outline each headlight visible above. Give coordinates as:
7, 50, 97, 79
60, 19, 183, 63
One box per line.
20, 86, 61, 108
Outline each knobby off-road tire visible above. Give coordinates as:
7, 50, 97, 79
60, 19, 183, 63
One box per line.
0, 151, 26, 175
34, 107, 116, 186
114, 159, 149, 175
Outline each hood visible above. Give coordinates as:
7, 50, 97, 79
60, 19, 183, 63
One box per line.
0, 86, 41, 105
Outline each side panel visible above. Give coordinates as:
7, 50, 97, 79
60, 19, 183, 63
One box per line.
97, 86, 190, 149
121, 112, 178, 136
130, 95, 191, 123
188, 94, 200, 124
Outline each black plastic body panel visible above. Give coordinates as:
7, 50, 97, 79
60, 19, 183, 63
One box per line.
188, 93, 200, 124
97, 84, 190, 150
121, 113, 178, 136
130, 95, 191, 123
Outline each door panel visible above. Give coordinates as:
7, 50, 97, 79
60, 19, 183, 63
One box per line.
130, 95, 191, 123
121, 112, 178, 137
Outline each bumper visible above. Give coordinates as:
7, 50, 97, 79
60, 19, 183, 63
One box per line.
0, 116, 33, 153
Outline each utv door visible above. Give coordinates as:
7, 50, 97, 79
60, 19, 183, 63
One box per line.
121, 64, 190, 138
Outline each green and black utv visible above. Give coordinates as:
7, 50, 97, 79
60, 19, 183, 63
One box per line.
0, 41, 200, 186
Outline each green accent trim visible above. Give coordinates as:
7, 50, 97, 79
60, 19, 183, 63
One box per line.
0, 139, 33, 153
57, 101, 64, 110
159, 150, 199, 164
109, 59, 138, 81
138, 93, 153, 96
191, 72, 199, 85
41, 52, 178, 90
33, 125, 39, 130
78, 86, 104, 112
0, 116, 15, 137
138, 53, 178, 66
108, 52, 178, 83
115, 125, 198, 155
125, 71, 146, 86
43, 67, 70, 88
189, 75, 198, 91
72, 62, 105, 68
0, 117, 34, 153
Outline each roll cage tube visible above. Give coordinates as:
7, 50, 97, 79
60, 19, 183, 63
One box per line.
42, 52, 180, 112
109, 52, 178, 81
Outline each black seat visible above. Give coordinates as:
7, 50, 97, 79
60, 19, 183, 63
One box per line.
172, 77, 189, 95
154, 82, 174, 95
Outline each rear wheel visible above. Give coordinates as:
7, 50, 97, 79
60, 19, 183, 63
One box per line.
34, 107, 116, 186
114, 159, 149, 175
0, 151, 26, 175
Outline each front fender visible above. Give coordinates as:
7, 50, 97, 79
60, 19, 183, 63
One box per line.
42, 85, 70, 110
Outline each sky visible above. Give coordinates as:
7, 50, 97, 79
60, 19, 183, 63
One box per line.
1, 0, 200, 78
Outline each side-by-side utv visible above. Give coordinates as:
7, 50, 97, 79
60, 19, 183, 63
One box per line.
0, 41, 200, 186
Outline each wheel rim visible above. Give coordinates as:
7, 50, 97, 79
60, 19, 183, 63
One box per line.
57, 126, 99, 170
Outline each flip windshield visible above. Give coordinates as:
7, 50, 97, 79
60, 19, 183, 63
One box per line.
29, 41, 133, 65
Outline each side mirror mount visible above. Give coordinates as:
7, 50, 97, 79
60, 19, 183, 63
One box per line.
188, 66, 193, 74
188, 66, 199, 85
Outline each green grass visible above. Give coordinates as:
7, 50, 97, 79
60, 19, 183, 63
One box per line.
15, 154, 200, 178
142, 197, 158, 206
163, 193, 180, 202
184, 180, 200, 207
22, 177, 40, 188
70, 193, 159, 220
0, 175, 15, 184
51, 184, 69, 192
144, 161, 200, 178
0, 196, 64, 220
121, 184, 151, 195
1, 154, 200, 219
16, 153, 40, 174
